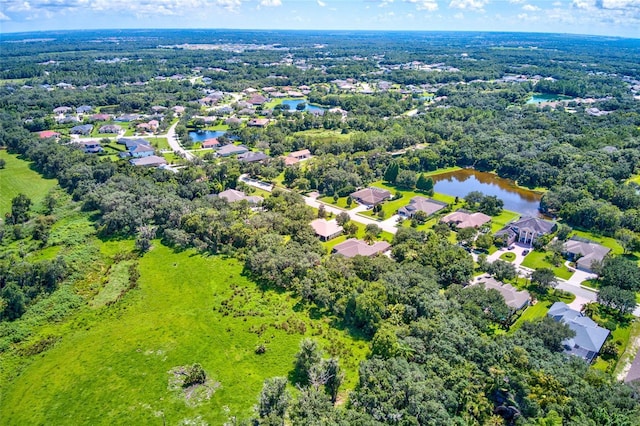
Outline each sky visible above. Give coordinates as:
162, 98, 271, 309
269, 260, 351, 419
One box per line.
1, 0, 639, 38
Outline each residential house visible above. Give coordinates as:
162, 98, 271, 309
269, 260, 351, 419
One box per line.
474, 275, 530, 311
398, 197, 448, 218
563, 238, 610, 273
118, 138, 150, 150
548, 302, 610, 363
127, 143, 155, 158
332, 239, 391, 258
217, 189, 263, 205
247, 95, 268, 105
130, 155, 167, 167
225, 117, 242, 126
70, 124, 94, 135
76, 140, 103, 154
283, 149, 311, 165
350, 187, 392, 207
53, 106, 72, 114
148, 120, 159, 131
99, 125, 121, 134
115, 114, 141, 122
310, 219, 343, 241
151, 106, 167, 113
172, 106, 186, 115
201, 138, 220, 149
38, 130, 60, 139
248, 118, 269, 127
76, 105, 92, 114
238, 151, 269, 163
136, 123, 150, 132
217, 144, 249, 157
499, 217, 556, 246
91, 113, 111, 122
441, 210, 491, 229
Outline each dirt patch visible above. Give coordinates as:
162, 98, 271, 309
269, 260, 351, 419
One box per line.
168, 366, 221, 407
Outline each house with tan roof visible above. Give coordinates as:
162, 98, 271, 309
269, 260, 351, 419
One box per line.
474, 275, 530, 311
350, 187, 392, 207
441, 210, 491, 229
332, 239, 391, 258
310, 219, 343, 241
283, 149, 312, 165
398, 197, 447, 218
248, 118, 269, 127
217, 189, 263, 205
563, 238, 610, 273
201, 138, 220, 149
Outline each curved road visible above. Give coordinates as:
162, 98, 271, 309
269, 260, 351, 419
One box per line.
165, 121, 195, 161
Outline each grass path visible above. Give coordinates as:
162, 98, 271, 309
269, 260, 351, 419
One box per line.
0, 243, 368, 425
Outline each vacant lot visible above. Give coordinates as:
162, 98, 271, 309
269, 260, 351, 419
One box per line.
0, 150, 58, 217
0, 243, 368, 425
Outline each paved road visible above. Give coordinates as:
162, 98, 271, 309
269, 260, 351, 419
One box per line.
165, 121, 195, 160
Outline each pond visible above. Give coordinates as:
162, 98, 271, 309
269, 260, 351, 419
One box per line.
189, 130, 226, 142
281, 99, 325, 113
526, 93, 573, 104
431, 169, 542, 217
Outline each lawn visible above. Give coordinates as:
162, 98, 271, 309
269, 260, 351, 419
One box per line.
365, 181, 459, 220
500, 252, 516, 262
509, 300, 553, 332
292, 129, 351, 144
0, 150, 58, 217
570, 229, 625, 256
521, 250, 574, 280
0, 243, 368, 425
318, 195, 354, 210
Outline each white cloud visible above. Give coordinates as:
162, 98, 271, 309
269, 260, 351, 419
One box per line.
317, 0, 326, 6
259, 0, 281, 6
509, 0, 525, 3
0, 11, 11, 19
522, 4, 540, 11
449, 0, 488, 11
405, 0, 439, 11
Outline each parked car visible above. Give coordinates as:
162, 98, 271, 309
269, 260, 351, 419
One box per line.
522, 249, 530, 255
508, 245, 515, 250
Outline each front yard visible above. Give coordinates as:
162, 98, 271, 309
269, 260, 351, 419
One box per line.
521, 250, 574, 280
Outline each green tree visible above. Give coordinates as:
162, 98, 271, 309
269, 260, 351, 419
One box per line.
383, 162, 399, 183
530, 268, 558, 291
598, 286, 636, 317
182, 363, 207, 388
416, 174, 434, 195
294, 339, 323, 385
519, 317, 575, 352
396, 170, 417, 189
478, 195, 503, 216
10, 193, 31, 224
322, 358, 343, 403
475, 233, 494, 252
457, 227, 477, 246
364, 224, 382, 242
258, 377, 290, 422
614, 228, 640, 254
336, 212, 350, 226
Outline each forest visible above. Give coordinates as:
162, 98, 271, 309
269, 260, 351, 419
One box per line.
1, 29, 640, 425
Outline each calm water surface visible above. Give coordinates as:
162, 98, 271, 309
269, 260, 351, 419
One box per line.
189, 130, 226, 142
281, 99, 324, 113
432, 169, 542, 217
526, 93, 573, 104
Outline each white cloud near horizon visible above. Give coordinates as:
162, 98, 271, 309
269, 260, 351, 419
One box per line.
405, 0, 439, 11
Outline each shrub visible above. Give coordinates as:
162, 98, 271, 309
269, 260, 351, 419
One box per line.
182, 363, 207, 388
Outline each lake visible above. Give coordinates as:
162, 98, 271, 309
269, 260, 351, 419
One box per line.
526, 93, 573, 104
281, 99, 325, 113
432, 169, 542, 217
189, 130, 226, 142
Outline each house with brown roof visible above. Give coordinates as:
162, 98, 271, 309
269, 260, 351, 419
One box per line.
474, 275, 530, 311
283, 149, 312, 166
350, 187, 392, 207
398, 197, 448, 218
310, 219, 343, 241
563, 238, 610, 273
248, 118, 269, 127
441, 210, 491, 229
130, 155, 167, 167
332, 239, 391, 258
248, 95, 268, 105
201, 138, 220, 149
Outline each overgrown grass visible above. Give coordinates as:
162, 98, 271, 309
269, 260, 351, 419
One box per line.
0, 243, 369, 425
0, 150, 58, 217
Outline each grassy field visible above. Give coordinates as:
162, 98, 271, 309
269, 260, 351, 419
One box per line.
521, 250, 574, 280
0, 243, 369, 425
509, 300, 553, 332
0, 150, 58, 217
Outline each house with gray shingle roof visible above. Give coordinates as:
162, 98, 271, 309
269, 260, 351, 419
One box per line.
474, 274, 530, 311
548, 302, 610, 363
350, 187, 392, 207
70, 124, 93, 135
562, 238, 610, 273
398, 197, 448, 218
217, 144, 249, 157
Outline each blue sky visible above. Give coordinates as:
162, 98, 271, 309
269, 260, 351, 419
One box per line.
1, 0, 639, 37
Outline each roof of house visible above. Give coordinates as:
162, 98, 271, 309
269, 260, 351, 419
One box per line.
248, 118, 270, 127
130, 155, 167, 167
310, 219, 343, 239
332, 239, 390, 258
217, 144, 249, 156
398, 196, 448, 217
283, 156, 299, 166
475, 275, 530, 310
625, 347, 640, 383
218, 189, 263, 204
238, 151, 269, 163
99, 125, 121, 133
441, 210, 491, 228
76, 105, 92, 113
91, 113, 111, 121
288, 149, 311, 159
563, 238, 610, 270
511, 217, 555, 235
38, 130, 60, 138
202, 138, 220, 148
548, 302, 610, 359
130, 143, 154, 153
350, 187, 392, 205
53, 106, 72, 113
247, 95, 268, 105
70, 124, 93, 134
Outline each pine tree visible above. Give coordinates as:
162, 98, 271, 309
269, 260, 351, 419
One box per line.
416, 174, 434, 195
384, 162, 399, 183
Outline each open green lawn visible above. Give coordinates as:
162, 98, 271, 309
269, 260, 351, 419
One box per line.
489, 210, 520, 234
521, 250, 574, 280
510, 300, 553, 332
0, 243, 369, 425
570, 229, 625, 256
318, 195, 353, 210
0, 150, 58, 217
500, 252, 516, 262
293, 129, 351, 143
